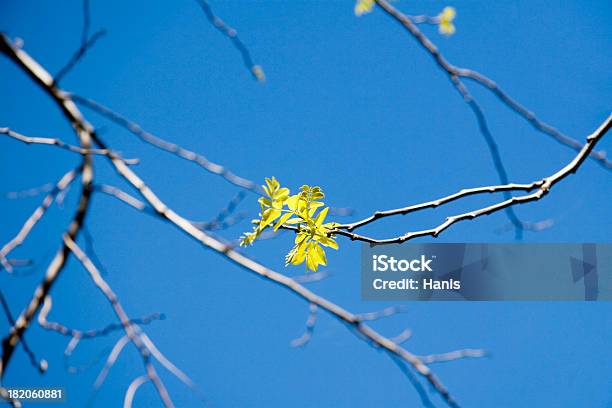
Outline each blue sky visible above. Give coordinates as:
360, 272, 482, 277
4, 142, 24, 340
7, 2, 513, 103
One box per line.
1, 1, 611, 407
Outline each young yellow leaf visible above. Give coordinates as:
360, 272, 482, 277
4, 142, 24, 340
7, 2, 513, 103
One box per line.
260, 208, 281, 229
314, 207, 329, 227
274, 212, 294, 231
317, 235, 339, 250
286, 194, 300, 211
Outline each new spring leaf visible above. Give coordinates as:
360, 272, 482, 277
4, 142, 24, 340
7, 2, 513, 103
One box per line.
240, 177, 339, 272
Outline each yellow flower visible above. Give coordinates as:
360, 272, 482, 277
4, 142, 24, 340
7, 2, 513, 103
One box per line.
438, 6, 456, 36
354, 0, 375, 16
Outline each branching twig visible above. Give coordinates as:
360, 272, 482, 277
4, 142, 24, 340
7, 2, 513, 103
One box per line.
38, 295, 164, 341
374, 0, 611, 169
54, 0, 106, 84
332, 116, 610, 245
64, 235, 175, 408
0, 168, 79, 272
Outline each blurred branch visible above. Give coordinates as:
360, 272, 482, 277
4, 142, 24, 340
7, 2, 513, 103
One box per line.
356, 306, 407, 322
0, 387, 21, 408
64, 235, 175, 408
390, 328, 413, 345
290, 303, 317, 347
123, 375, 149, 408
71, 94, 264, 193
2, 183, 53, 199
54, 0, 106, 84
0, 31, 97, 381
374, 0, 611, 170
0, 127, 139, 163
1, 127, 113, 156
194, 0, 265, 81
0, 168, 79, 272
192, 191, 247, 231
38, 295, 164, 341
93, 334, 130, 391
418, 349, 487, 365
292, 270, 331, 284
0, 290, 46, 374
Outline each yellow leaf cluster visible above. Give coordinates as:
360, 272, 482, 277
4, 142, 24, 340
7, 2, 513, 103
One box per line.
354, 0, 375, 16
240, 178, 339, 272
438, 6, 456, 36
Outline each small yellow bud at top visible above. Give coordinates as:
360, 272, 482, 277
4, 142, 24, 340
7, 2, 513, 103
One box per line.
438, 6, 457, 36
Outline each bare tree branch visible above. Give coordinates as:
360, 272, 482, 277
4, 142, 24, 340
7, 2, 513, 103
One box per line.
64, 235, 175, 408
331, 116, 611, 244
373, 0, 611, 169
3, 12, 608, 405
0, 32, 96, 381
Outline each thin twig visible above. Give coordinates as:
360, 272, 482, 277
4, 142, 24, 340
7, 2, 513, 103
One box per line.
0, 127, 138, 162
194, 0, 264, 81
71, 94, 264, 193
54, 0, 106, 84
123, 375, 149, 408
356, 306, 407, 322
93, 335, 130, 390
418, 349, 487, 365
390, 329, 413, 345
0, 168, 79, 272
38, 295, 164, 341
0, 290, 45, 373
2, 183, 53, 199
290, 303, 317, 347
